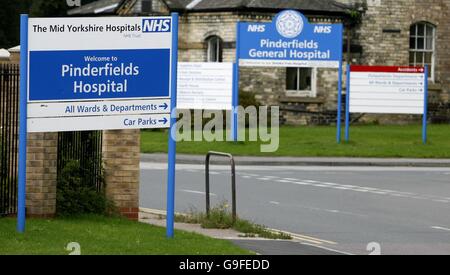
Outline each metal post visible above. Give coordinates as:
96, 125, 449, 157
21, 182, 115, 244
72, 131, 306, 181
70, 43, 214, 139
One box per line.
166, 13, 179, 239
231, 22, 241, 142
205, 154, 211, 216
345, 64, 351, 142
17, 14, 28, 233
230, 157, 236, 222
423, 65, 429, 144
205, 152, 237, 223
337, 62, 343, 144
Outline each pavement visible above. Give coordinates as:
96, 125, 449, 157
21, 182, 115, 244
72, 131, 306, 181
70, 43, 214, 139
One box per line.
140, 161, 450, 255
139, 208, 344, 255
142, 153, 450, 167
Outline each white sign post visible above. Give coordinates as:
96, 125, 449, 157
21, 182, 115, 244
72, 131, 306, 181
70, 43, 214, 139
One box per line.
345, 65, 428, 143
177, 62, 233, 110
27, 16, 174, 132
18, 14, 179, 236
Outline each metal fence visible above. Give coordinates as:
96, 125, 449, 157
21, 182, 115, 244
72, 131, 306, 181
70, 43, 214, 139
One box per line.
0, 64, 19, 216
57, 131, 104, 192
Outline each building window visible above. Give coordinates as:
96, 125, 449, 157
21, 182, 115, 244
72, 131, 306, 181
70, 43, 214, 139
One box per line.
141, 0, 153, 13
409, 22, 435, 80
286, 67, 316, 97
206, 36, 223, 62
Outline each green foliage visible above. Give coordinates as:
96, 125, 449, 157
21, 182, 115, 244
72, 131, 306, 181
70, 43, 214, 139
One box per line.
56, 160, 114, 217
142, 124, 450, 158
175, 203, 291, 240
0, 0, 31, 48
345, 3, 366, 27
239, 91, 260, 109
30, 0, 69, 17
0, 215, 252, 255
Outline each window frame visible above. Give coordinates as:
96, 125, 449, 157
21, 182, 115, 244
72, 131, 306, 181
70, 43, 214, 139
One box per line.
285, 67, 317, 98
409, 22, 436, 82
206, 36, 223, 63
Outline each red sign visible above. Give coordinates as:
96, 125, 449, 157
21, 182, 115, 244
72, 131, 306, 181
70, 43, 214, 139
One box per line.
350, 65, 425, 74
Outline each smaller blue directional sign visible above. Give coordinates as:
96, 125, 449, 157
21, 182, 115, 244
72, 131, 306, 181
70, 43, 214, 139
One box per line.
238, 10, 343, 68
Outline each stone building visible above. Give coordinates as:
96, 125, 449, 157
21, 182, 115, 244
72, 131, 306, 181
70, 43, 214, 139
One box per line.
69, 0, 450, 124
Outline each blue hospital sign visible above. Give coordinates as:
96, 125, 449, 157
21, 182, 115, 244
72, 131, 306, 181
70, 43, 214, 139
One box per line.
26, 16, 174, 132
238, 10, 343, 68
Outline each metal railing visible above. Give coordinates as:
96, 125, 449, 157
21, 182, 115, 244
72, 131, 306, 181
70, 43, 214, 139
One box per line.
57, 131, 104, 192
205, 151, 237, 222
0, 64, 19, 216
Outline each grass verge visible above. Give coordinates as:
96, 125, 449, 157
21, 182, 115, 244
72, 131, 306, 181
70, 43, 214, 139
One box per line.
141, 125, 450, 158
175, 204, 291, 240
0, 215, 252, 255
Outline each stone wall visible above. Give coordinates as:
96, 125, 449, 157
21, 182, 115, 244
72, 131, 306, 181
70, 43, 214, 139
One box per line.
349, 0, 450, 123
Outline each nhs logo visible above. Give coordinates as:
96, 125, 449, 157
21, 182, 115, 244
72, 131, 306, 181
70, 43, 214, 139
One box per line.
314, 25, 332, 34
142, 18, 171, 33
248, 24, 266, 33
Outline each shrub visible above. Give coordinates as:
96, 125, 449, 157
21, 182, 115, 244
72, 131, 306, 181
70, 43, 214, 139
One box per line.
56, 160, 115, 217
239, 91, 260, 109
175, 202, 291, 240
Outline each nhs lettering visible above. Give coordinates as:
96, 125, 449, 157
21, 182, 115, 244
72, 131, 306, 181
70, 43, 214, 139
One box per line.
142, 18, 171, 33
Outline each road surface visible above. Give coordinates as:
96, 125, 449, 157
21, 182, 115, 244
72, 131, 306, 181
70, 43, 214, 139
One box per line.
140, 162, 450, 255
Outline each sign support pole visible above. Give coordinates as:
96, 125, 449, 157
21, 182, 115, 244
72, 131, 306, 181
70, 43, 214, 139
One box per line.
345, 64, 351, 142
17, 14, 28, 233
337, 62, 343, 143
167, 12, 179, 239
423, 65, 429, 144
232, 22, 241, 142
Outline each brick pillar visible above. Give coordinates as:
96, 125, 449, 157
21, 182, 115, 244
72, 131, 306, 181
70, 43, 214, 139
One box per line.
102, 130, 140, 220
26, 132, 58, 218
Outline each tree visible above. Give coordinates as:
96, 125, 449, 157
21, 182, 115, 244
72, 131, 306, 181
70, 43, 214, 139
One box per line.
30, 0, 99, 17
30, 0, 70, 17
0, 0, 31, 48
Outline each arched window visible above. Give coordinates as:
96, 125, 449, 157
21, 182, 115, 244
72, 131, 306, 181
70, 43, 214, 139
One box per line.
410, 22, 436, 80
206, 36, 223, 62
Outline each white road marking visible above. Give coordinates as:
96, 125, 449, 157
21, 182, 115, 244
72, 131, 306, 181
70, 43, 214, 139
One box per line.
276, 180, 292, 183
141, 162, 450, 172
372, 191, 388, 195
431, 226, 450, 232
341, 185, 358, 188
180, 189, 217, 196
293, 181, 312, 186
142, 162, 450, 204
353, 189, 370, 193
389, 193, 409, 197
333, 186, 351, 190
314, 184, 332, 188
269, 201, 280, 205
